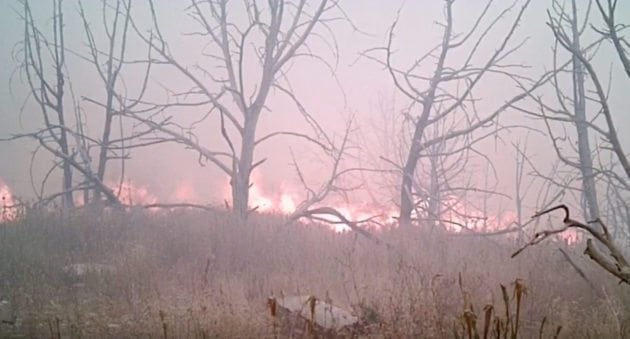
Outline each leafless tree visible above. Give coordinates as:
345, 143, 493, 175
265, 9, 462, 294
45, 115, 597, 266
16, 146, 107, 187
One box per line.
515, 0, 629, 237
559, 0, 601, 222
77, 0, 156, 204
127, 0, 350, 220
7, 0, 154, 207
16, 0, 75, 207
514, 0, 630, 284
556, 0, 630, 184
367, 0, 552, 228
525, 0, 603, 224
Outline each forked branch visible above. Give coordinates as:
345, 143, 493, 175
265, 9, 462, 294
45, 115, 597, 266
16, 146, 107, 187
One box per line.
293, 206, 390, 248
512, 204, 630, 285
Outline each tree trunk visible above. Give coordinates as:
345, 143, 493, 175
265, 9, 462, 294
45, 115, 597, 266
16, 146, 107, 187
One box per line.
94, 79, 116, 203
52, 2, 73, 208
428, 154, 441, 230
232, 113, 260, 221
399, 120, 428, 228
397, 2, 452, 228
571, 0, 600, 221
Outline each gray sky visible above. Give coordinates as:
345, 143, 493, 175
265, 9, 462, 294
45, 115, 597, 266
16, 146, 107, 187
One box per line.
1, 0, 628, 223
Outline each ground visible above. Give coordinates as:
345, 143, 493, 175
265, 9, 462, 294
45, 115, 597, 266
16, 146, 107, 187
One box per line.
0, 207, 628, 338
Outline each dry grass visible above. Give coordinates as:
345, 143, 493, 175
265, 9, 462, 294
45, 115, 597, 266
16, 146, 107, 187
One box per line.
0, 207, 628, 338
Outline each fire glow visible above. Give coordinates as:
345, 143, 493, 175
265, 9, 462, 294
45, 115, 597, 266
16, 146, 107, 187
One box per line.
105, 177, 520, 235
0, 174, 581, 244
110, 180, 158, 206
250, 187, 299, 215
0, 178, 17, 222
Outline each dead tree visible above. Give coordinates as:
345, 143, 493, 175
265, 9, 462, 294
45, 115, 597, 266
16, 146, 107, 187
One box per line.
509, 5, 630, 296
512, 0, 630, 288
7, 0, 154, 207
18, 0, 74, 207
526, 0, 602, 223
515, 0, 629, 240
558, 0, 630, 182
368, 0, 548, 228
77, 0, 156, 204
127, 0, 347, 220
579, 0, 630, 181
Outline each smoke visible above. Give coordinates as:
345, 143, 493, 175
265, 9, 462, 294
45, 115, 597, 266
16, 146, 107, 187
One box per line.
0, 1, 627, 244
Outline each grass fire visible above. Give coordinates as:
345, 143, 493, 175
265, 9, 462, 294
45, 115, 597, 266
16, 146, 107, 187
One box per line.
1, 0, 629, 337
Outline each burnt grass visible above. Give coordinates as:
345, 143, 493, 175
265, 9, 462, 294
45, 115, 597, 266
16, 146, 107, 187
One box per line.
0, 207, 628, 338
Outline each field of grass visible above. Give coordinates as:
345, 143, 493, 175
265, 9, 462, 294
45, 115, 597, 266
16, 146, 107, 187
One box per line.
0, 207, 629, 338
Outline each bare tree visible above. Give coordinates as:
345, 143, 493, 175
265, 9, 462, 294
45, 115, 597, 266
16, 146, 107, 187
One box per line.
556, 0, 601, 221
525, 0, 603, 223
7, 0, 154, 207
77, 0, 155, 204
18, 0, 75, 207
514, 0, 630, 285
578, 0, 630, 181
127, 0, 349, 220
367, 0, 548, 228
514, 0, 629, 235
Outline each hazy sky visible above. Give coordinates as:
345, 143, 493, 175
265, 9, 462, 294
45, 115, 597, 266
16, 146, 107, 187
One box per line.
1, 0, 628, 221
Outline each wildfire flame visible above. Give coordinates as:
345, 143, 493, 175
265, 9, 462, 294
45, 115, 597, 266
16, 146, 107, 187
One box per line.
279, 193, 296, 214
110, 180, 158, 206
249, 183, 275, 212
226, 175, 384, 231
0, 173, 580, 244
173, 180, 201, 203
0, 178, 17, 223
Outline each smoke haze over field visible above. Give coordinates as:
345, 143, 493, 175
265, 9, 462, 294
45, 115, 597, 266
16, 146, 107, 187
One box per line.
0, 0, 629, 228
3, 3, 630, 337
